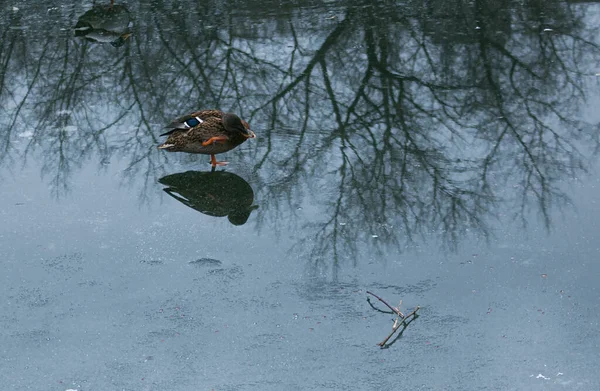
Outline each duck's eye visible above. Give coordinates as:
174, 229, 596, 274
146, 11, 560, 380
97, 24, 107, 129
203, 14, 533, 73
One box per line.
185, 117, 202, 127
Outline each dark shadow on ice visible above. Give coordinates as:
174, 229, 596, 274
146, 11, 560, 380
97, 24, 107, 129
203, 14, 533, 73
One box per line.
159, 170, 258, 226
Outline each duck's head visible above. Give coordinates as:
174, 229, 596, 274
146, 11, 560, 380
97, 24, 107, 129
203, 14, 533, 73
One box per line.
223, 113, 256, 139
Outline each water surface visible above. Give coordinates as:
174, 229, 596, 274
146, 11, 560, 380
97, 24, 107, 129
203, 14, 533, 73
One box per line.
1, 1, 599, 390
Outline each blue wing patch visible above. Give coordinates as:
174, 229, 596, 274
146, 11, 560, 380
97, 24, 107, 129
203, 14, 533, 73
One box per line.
184, 117, 203, 128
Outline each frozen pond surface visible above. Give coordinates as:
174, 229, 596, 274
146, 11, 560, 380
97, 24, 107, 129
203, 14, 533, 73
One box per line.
1, 1, 599, 390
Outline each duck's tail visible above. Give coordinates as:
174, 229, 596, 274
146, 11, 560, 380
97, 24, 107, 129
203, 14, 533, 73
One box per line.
157, 142, 176, 150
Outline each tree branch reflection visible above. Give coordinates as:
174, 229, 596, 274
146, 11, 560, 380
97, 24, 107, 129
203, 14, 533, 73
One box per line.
0, 0, 598, 264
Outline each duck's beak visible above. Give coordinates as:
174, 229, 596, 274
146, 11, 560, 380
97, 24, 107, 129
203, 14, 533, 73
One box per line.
244, 130, 256, 139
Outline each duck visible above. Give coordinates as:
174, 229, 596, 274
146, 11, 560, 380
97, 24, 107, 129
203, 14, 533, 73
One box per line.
158, 110, 256, 167
74, 1, 132, 47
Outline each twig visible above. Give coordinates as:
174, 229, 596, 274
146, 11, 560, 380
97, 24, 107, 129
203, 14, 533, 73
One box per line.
377, 305, 420, 347
366, 290, 404, 317
366, 297, 394, 314
367, 290, 420, 348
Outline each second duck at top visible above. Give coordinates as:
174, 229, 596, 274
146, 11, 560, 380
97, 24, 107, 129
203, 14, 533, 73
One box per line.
158, 110, 256, 167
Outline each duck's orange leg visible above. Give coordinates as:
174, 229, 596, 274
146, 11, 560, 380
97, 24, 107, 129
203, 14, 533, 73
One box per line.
210, 154, 228, 167
202, 136, 229, 146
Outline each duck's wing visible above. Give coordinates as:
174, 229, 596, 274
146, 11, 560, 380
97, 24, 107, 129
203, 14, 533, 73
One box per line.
186, 117, 230, 143
160, 116, 228, 141
164, 110, 223, 130
159, 128, 182, 137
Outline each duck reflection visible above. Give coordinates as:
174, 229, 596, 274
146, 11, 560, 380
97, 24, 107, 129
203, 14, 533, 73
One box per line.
74, 1, 132, 47
159, 171, 258, 226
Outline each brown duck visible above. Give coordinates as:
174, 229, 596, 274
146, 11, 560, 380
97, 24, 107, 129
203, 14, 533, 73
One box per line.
158, 110, 256, 167
74, 1, 132, 47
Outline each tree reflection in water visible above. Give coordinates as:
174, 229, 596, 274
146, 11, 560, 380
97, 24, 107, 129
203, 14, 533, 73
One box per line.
0, 0, 598, 267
